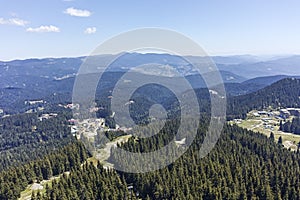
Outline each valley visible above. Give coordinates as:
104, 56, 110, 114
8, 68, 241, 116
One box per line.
2, 1, 300, 199
1, 54, 300, 199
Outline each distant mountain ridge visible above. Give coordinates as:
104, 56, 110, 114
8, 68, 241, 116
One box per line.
1, 53, 300, 78
217, 55, 300, 78
1, 53, 300, 114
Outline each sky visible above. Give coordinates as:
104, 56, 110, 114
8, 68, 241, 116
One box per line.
0, 0, 300, 61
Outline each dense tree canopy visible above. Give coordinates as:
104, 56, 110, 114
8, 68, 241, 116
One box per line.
1, 78, 300, 199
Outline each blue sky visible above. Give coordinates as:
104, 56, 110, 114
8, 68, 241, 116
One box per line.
0, 0, 299, 60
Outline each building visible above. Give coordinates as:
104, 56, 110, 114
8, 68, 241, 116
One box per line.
71, 126, 78, 134
25, 100, 44, 105
258, 111, 268, 115
64, 103, 80, 110
280, 108, 300, 118
280, 109, 290, 118
262, 118, 271, 122
287, 108, 300, 117
233, 119, 242, 123
252, 112, 260, 117
38, 113, 58, 121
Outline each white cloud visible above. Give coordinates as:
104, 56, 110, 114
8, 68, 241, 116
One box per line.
0, 18, 5, 24
0, 17, 29, 26
26, 25, 60, 33
84, 27, 96, 34
64, 7, 91, 17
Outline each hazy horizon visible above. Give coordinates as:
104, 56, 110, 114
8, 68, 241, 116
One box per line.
0, 52, 298, 62
1, 0, 300, 60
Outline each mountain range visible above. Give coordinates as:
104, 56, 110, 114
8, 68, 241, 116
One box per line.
1, 53, 300, 114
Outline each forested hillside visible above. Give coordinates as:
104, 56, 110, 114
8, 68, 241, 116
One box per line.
0, 111, 74, 171
0, 142, 88, 199
24, 123, 300, 200
227, 78, 300, 119
1, 78, 300, 199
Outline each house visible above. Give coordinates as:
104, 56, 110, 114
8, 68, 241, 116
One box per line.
175, 138, 186, 146
64, 103, 79, 110
38, 113, 58, 121
287, 108, 300, 117
252, 112, 260, 117
25, 100, 44, 105
262, 118, 271, 122
280, 109, 290, 118
264, 124, 273, 129
71, 126, 78, 133
258, 111, 268, 115
280, 108, 300, 118
233, 119, 242, 123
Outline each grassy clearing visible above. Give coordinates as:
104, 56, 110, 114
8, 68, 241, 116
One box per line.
19, 188, 32, 200
86, 157, 99, 167
19, 175, 62, 200
94, 134, 132, 169
230, 111, 300, 151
